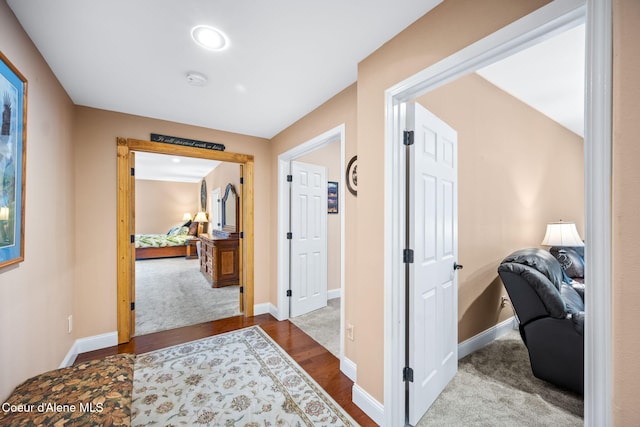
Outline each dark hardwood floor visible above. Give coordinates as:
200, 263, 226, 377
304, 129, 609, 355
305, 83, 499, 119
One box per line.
75, 314, 376, 426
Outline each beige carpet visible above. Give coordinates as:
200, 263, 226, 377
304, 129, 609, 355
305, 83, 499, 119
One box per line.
289, 298, 340, 357
132, 326, 359, 426
135, 257, 240, 336
417, 330, 583, 426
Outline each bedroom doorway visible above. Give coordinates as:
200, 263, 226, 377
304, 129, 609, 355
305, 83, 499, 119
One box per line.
116, 137, 255, 344
132, 153, 242, 336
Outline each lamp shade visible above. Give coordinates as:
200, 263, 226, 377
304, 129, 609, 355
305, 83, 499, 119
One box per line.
182, 212, 193, 222
0, 207, 8, 221
193, 211, 208, 223
541, 221, 584, 247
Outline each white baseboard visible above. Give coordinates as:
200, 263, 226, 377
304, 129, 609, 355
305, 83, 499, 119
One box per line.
340, 356, 357, 382
328, 288, 341, 300
457, 316, 516, 360
253, 302, 280, 319
352, 383, 384, 426
59, 331, 118, 368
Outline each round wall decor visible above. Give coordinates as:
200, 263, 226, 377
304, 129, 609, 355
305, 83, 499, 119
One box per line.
346, 155, 357, 196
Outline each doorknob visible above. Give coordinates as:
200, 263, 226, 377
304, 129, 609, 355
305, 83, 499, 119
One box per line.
453, 262, 463, 271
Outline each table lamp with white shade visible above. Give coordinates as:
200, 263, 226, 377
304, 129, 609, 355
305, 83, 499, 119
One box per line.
541, 221, 584, 247
194, 211, 208, 236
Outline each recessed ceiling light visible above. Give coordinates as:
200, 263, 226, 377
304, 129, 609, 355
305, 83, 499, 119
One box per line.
191, 25, 229, 51
172, 158, 181, 163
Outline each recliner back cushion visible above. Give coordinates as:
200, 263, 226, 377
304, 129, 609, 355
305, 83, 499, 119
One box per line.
501, 248, 565, 290
498, 262, 566, 319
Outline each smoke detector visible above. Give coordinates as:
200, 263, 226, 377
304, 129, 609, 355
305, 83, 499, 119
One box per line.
186, 72, 208, 87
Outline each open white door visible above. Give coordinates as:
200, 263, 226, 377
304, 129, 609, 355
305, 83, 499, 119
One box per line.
290, 160, 328, 317
407, 102, 459, 425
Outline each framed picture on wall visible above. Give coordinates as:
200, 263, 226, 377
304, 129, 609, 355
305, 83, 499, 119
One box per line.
327, 181, 338, 214
0, 51, 27, 270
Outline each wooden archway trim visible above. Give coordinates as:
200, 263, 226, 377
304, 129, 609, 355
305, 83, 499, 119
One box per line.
116, 137, 255, 344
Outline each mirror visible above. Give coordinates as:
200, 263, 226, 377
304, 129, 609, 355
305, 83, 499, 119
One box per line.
221, 183, 238, 233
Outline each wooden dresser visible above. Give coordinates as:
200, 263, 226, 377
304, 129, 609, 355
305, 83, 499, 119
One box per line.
199, 231, 240, 288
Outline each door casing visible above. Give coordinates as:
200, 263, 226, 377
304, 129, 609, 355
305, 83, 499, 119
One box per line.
116, 137, 255, 344
276, 124, 351, 378
382, 1, 611, 426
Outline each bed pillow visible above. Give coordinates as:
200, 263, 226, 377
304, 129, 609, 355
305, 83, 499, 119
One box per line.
167, 226, 189, 236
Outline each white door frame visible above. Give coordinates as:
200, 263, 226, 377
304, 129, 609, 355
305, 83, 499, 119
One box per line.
383, 1, 611, 426
277, 124, 350, 375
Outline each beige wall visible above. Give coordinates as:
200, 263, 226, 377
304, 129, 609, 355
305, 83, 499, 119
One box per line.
135, 180, 199, 234
0, 2, 76, 400
72, 106, 271, 338
297, 140, 341, 292
353, 0, 552, 402
612, 0, 640, 423
416, 73, 584, 341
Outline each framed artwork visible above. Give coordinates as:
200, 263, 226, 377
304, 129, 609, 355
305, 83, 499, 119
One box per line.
327, 181, 338, 214
0, 51, 27, 270
346, 155, 357, 196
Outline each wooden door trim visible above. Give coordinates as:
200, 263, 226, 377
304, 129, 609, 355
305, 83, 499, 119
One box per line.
116, 137, 255, 344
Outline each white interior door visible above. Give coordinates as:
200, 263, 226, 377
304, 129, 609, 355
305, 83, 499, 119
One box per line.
290, 160, 328, 317
407, 102, 459, 425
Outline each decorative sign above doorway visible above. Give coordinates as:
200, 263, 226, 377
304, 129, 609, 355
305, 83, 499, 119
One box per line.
150, 133, 225, 151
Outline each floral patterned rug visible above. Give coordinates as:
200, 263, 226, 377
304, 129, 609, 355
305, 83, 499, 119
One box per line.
131, 326, 359, 426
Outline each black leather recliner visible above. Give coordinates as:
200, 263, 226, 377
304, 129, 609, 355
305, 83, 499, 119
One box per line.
497, 248, 584, 394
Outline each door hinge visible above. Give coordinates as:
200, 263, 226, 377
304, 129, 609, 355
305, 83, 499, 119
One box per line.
130, 234, 135, 244
287, 174, 293, 182
239, 231, 244, 239
286, 232, 293, 240
403, 248, 414, 264
130, 167, 135, 176
403, 366, 414, 382
240, 177, 244, 184
240, 286, 244, 294
403, 130, 414, 146
286, 289, 292, 297
130, 302, 135, 311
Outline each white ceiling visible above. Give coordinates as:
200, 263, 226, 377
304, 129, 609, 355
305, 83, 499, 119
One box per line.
477, 23, 585, 137
134, 152, 219, 183
7, 0, 443, 139
7, 1, 584, 181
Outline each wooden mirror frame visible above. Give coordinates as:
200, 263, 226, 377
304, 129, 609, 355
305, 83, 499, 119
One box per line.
221, 183, 238, 233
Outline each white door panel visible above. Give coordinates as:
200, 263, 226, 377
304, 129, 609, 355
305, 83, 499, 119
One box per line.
290, 161, 327, 317
408, 102, 459, 425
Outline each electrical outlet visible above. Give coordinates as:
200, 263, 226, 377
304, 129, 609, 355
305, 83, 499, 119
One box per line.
347, 323, 354, 341
67, 315, 73, 334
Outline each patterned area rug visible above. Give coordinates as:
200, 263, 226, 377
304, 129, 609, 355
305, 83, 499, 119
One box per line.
132, 326, 359, 426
